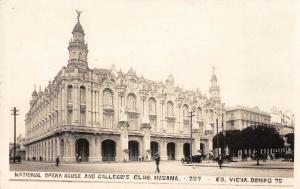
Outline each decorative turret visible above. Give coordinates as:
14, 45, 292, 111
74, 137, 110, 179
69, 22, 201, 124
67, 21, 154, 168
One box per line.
30, 85, 38, 107
165, 74, 174, 85
209, 66, 220, 101
67, 10, 89, 69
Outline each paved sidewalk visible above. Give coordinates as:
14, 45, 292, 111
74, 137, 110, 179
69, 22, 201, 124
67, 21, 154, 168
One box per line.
183, 159, 294, 169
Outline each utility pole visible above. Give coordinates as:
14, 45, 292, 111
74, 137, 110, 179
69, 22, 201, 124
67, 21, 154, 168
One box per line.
11, 107, 19, 163
188, 111, 195, 163
216, 117, 219, 158
222, 113, 225, 156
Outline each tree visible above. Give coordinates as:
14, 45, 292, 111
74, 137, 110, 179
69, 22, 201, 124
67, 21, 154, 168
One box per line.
212, 132, 225, 150
224, 130, 243, 157
285, 133, 294, 152
242, 125, 284, 165
213, 130, 243, 156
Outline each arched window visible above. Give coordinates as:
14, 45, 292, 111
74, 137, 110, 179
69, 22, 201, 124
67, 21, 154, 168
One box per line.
183, 104, 189, 119
166, 101, 174, 117
148, 98, 156, 114
103, 88, 113, 106
80, 86, 86, 103
67, 85, 73, 102
127, 94, 136, 110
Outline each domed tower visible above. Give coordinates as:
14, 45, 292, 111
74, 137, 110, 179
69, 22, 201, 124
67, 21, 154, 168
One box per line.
209, 66, 220, 101
67, 10, 89, 69
30, 85, 38, 106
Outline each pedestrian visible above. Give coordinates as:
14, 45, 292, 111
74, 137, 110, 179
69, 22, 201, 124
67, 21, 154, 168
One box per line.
154, 153, 160, 173
218, 155, 223, 169
56, 156, 60, 167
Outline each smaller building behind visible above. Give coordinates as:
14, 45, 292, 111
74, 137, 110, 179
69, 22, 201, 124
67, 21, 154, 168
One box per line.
225, 106, 271, 130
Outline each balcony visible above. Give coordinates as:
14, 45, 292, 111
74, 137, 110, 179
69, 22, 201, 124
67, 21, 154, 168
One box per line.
205, 130, 213, 135
103, 104, 114, 112
67, 102, 73, 110
149, 112, 157, 119
80, 102, 86, 111
197, 121, 204, 126
126, 107, 139, 114
60, 125, 101, 134
165, 114, 176, 121
183, 118, 189, 125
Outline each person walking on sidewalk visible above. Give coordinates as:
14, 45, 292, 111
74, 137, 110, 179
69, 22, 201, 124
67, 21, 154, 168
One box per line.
218, 155, 223, 169
154, 153, 160, 173
56, 156, 60, 167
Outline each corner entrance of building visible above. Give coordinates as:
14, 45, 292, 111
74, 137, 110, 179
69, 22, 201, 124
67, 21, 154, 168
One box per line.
128, 141, 139, 161
102, 140, 116, 161
167, 142, 175, 160
75, 138, 89, 162
183, 143, 190, 157
151, 141, 159, 158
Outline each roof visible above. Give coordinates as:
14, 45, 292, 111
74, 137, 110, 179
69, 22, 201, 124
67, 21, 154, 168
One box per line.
211, 74, 218, 82
226, 106, 270, 116
72, 21, 84, 34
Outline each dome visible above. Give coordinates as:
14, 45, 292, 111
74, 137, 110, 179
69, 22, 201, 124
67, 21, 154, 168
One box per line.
32, 90, 38, 97
211, 74, 218, 82
72, 21, 85, 34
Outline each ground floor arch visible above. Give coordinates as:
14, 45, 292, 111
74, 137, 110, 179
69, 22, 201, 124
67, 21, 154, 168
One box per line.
75, 138, 89, 162
200, 143, 205, 155
167, 142, 176, 160
183, 143, 190, 157
129, 140, 139, 161
102, 139, 116, 161
151, 141, 159, 158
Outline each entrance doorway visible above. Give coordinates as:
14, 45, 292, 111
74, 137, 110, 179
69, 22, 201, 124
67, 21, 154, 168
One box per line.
200, 143, 205, 155
151, 141, 159, 158
102, 140, 116, 161
128, 141, 139, 161
183, 143, 190, 157
167, 142, 176, 160
75, 138, 89, 162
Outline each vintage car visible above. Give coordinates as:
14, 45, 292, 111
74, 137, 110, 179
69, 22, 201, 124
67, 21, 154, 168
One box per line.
181, 155, 203, 164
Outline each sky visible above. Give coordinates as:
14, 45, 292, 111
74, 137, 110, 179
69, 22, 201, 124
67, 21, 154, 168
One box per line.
0, 0, 298, 141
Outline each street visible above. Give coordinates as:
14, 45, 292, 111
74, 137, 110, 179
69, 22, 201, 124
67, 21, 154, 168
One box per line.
10, 160, 294, 178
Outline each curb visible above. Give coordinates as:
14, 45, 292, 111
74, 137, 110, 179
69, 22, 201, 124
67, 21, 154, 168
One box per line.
182, 164, 294, 169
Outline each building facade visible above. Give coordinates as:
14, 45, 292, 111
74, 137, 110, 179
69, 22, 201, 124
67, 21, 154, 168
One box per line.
270, 107, 295, 136
225, 106, 271, 130
24, 12, 225, 162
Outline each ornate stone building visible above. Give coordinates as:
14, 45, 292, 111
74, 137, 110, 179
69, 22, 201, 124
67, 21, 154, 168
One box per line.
24, 12, 225, 162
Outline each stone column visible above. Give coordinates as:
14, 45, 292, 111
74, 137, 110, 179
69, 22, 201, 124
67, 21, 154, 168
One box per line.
207, 137, 213, 154
193, 134, 201, 155
61, 85, 66, 124
87, 86, 92, 126
90, 136, 101, 161
73, 84, 79, 125
175, 140, 181, 160
118, 122, 129, 162
142, 125, 151, 161
176, 103, 182, 133
50, 140, 53, 161
159, 100, 166, 131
